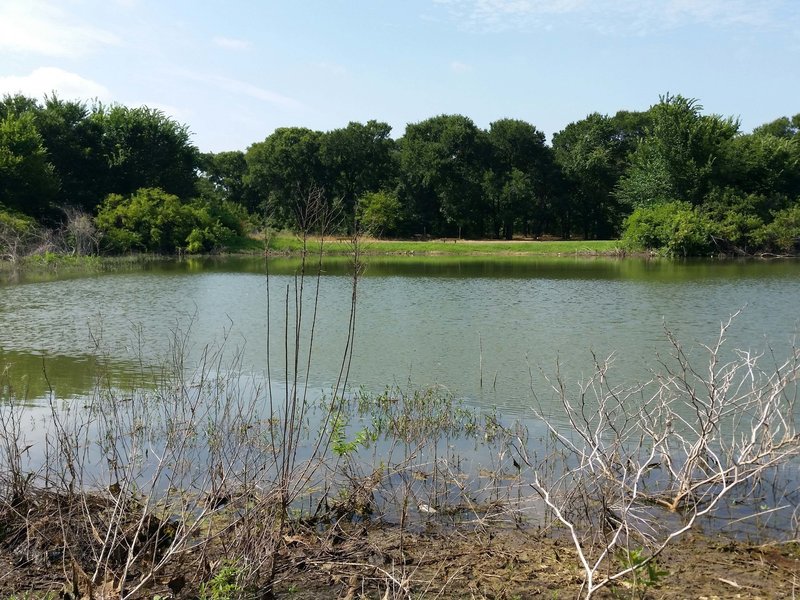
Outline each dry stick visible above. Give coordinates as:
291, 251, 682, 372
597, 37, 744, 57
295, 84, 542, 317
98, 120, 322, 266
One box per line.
527, 316, 799, 598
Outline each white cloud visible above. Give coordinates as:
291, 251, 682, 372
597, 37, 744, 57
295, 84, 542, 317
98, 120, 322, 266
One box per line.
128, 100, 189, 122
0, 67, 111, 101
432, 0, 795, 33
0, 0, 119, 57
212, 36, 252, 51
450, 61, 472, 73
316, 61, 348, 76
180, 71, 303, 110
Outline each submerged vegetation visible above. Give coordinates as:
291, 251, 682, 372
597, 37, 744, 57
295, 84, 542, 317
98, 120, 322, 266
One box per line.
1, 311, 798, 598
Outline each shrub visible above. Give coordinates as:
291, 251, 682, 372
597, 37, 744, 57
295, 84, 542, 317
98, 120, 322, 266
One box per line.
356, 190, 401, 237
622, 200, 713, 256
0, 208, 40, 261
751, 203, 800, 253
95, 187, 241, 254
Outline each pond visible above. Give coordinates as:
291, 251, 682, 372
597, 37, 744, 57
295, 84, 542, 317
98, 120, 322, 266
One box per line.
1, 255, 799, 416
2, 255, 800, 541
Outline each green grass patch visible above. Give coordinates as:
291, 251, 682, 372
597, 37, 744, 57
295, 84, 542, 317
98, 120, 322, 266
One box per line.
266, 232, 623, 256
222, 234, 266, 253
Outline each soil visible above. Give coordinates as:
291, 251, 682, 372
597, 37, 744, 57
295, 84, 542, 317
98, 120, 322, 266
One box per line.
2, 519, 798, 599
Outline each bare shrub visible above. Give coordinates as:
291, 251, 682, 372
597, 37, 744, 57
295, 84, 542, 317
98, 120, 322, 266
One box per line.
519, 313, 800, 598
0, 185, 363, 598
62, 207, 101, 256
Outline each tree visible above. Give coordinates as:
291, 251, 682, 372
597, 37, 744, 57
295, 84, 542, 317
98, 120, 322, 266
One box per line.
399, 114, 487, 238
553, 113, 626, 239
199, 150, 249, 207
356, 190, 401, 237
91, 105, 199, 200
0, 111, 59, 218
33, 94, 107, 212
320, 120, 397, 216
752, 114, 800, 139
485, 118, 554, 239
616, 95, 738, 208
608, 109, 652, 152
0, 94, 40, 120
244, 127, 328, 228
715, 131, 800, 199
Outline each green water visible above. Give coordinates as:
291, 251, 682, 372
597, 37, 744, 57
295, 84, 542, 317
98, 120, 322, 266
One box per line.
1, 256, 799, 416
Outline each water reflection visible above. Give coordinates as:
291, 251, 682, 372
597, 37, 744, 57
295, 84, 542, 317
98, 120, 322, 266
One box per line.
0, 256, 798, 412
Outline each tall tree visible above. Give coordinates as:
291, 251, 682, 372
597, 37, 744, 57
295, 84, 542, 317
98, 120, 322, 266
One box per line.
198, 150, 249, 207
553, 113, 627, 239
320, 120, 397, 216
91, 104, 199, 200
244, 127, 328, 227
716, 132, 800, 198
33, 95, 106, 212
0, 111, 58, 218
399, 114, 487, 238
616, 94, 738, 208
485, 118, 554, 239
0, 94, 40, 120
752, 114, 800, 139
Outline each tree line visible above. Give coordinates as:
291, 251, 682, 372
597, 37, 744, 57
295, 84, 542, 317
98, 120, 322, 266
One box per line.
1, 92, 798, 255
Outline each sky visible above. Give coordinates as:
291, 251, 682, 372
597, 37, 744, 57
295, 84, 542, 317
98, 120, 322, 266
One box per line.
1, 0, 798, 153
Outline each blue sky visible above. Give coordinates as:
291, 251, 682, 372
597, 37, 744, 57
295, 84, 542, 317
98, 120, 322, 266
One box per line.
1, 0, 798, 152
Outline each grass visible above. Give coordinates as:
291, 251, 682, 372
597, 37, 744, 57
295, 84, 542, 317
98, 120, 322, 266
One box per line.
265, 231, 624, 256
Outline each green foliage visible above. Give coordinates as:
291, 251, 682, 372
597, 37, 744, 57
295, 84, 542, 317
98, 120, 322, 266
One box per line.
616, 547, 669, 597
716, 133, 800, 198
400, 114, 488, 237
199, 150, 249, 208
553, 112, 628, 239
199, 563, 242, 600
0, 209, 37, 236
616, 94, 738, 209
320, 120, 398, 216
0, 94, 201, 228
32, 95, 107, 212
2, 90, 799, 255
244, 127, 327, 227
751, 203, 800, 253
330, 414, 372, 457
0, 209, 40, 260
95, 188, 241, 254
0, 111, 59, 217
91, 104, 199, 199
752, 114, 800, 139
356, 189, 401, 236
485, 118, 555, 239
622, 201, 713, 256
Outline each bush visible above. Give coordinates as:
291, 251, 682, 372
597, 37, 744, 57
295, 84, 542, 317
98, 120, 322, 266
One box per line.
0, 209, 40, 260
751, 203, 800, 253
622, 201, 713, 256
95, 187, 241, 254
356, 190, 401, 237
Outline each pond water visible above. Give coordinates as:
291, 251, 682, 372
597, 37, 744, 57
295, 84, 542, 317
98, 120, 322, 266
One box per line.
1, 255, 799, 416
2, 255, 799, 539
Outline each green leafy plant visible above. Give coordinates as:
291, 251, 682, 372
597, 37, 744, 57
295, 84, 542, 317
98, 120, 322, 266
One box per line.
95, 187, 241, 254
622, 200, 713, 256
616, 547, 668, 597
198, 563, 243, 600
331, 414, 371, 457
